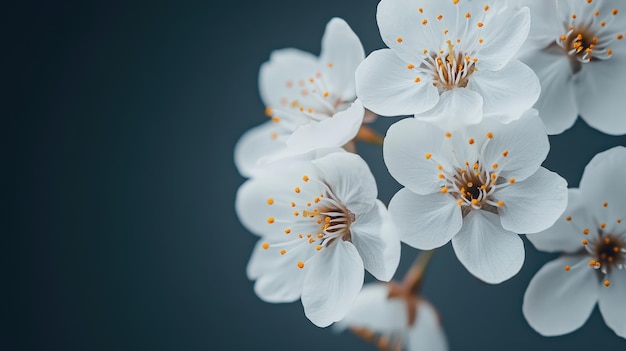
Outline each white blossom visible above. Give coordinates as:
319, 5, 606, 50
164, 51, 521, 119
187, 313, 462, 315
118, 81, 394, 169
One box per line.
524, 146, 626, 338
355, 0, 539, 130
236, 151, 400, 327
518, 0, 626, 135
383, 111, 568, 283
335, 283, 448, 351
234, 17, 366, 177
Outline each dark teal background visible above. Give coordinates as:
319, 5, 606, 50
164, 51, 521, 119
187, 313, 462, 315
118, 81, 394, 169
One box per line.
5, 0, 626, 350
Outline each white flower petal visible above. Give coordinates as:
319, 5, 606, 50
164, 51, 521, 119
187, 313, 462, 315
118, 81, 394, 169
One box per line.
467, 60, 540, 122
496, 167, 568, 234
599, 271, 626, 338
313, 151, 377, 215
259, 48, 319, 108
407, 301, 448, 351
355, 49, 439, 117
518, 0, 561, 52
451, 210, 524, 284
234, 121, 288, 178
301, 241, 364, 327
248, 240, 309, 303
416, 88, 484, 130
576, 57, 626, 135
235, 164, 320, 238
518, 49, 578, 135
579, 146, 626, 232
526, 189, 595, 254
286, 100, 364, 154
383, 117, 451, 195
478, 7, 530, 70
389, 188, 462, 250
334, 283, 407, 334
375, 0, 453, 63
479, 110, 549, 182
351, 200, 401, 282
319, 17, 365, 101
522, 256, 599, 336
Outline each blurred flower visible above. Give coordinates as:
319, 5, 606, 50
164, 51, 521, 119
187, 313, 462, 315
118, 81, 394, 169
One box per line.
234, 17, 366, 178
383, 111, 568, 283
523, 146, 626, 338
236, 151, 400, 327
356, 0, 539, 129
518, 0, 626, 135
335, 283, 448, 351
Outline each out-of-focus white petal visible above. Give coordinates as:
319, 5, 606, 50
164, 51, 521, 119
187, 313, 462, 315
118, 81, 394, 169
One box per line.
451, 211, 525, 284
319, 17, 365, 101
467, 60, 540, 123
406, 301, 448, 351
389, 188, 462, 250
313, 151, 377, 216
526, 189, 595, 254
383, 117, 451, 195
518, 49, 578, 135
478, 7, 531, 70
416, 88, 483, 130
479, 110, 549, 182
576, 56, 626, 135
599, 271, 626, 338
351, 201, 401, 282
334, 283, 407, 334
286, 100, 364, 154
496, 167, 568, 234
301, 241, 364, 327
259, 49, 319, 108
522, 256, 599, 336
234, 121, 288, 178
355, 49, 439, 117
579, 146, 626, 233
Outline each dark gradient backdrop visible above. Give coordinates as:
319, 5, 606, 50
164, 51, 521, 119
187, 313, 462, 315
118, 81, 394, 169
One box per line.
5, 0, 626, 350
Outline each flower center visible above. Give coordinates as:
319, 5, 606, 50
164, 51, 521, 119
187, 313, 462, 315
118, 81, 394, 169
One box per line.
427, 41, 478, 93
592, 235, 625, 268
263, 175, 355, 269
402, 2, 492, 93
554, 5, 624, 72
423, 131, 514, 217
564, 207, 625, 287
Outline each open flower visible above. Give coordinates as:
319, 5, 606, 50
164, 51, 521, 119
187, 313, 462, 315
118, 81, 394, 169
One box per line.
334, 283, 448, 351
523, 146, 626, 338
518, 0, 626, 135
355, 0, 539, 129
234, 17, 366, 177
235, 151, 400, 327
383, 111, 568, 283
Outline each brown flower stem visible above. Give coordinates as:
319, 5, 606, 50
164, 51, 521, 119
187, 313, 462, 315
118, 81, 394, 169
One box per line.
355, 125, 384, 146
401, 249, 437, 295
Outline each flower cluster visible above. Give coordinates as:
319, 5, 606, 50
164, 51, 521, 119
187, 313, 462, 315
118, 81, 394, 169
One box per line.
234, 0, 625, 349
